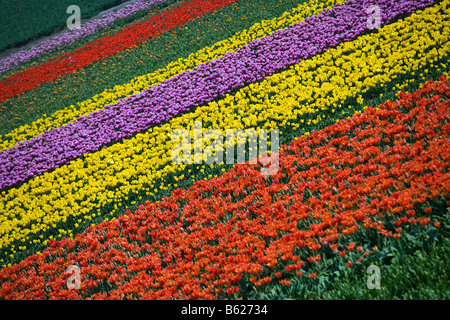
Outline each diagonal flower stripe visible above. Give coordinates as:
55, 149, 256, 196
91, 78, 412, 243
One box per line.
0, 0, 239, 103
0, 0, 447, 260
0, 0, 347, 151
0, 0, 435, 191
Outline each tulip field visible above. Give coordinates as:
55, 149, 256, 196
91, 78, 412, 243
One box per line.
0, 0, 449, 300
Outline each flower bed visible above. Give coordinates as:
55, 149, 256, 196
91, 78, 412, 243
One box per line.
0, 77, 448, 299
0, 0, 437, 190
0, 0, 447, 263
0, 0, 346, 150
0, 0, 448, 300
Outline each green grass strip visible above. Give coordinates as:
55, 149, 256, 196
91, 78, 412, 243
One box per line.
0, 0, 132, 54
